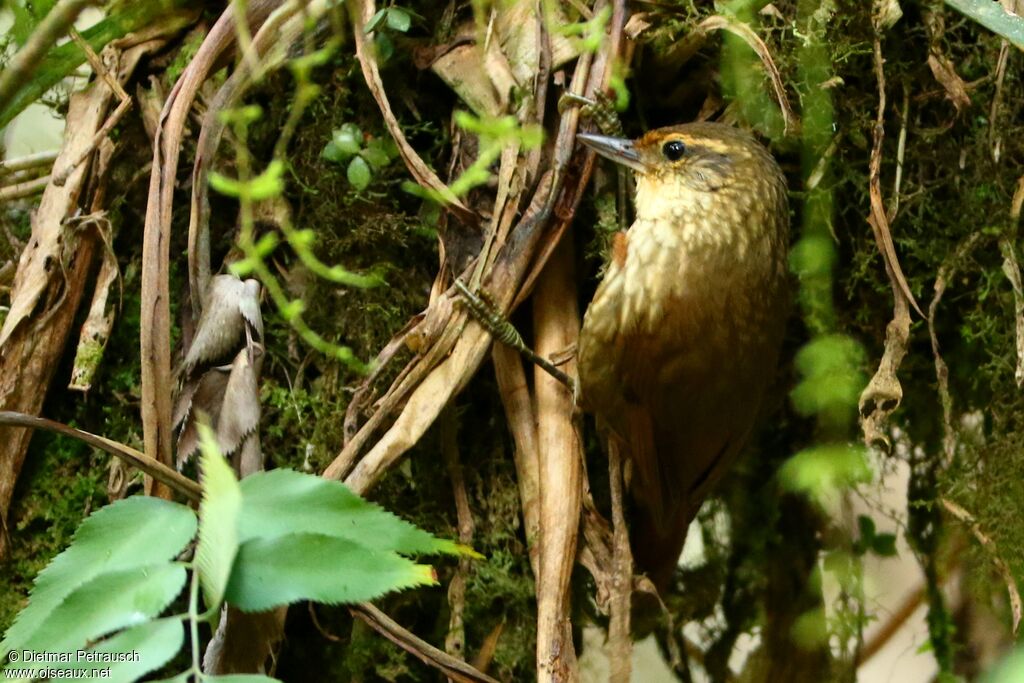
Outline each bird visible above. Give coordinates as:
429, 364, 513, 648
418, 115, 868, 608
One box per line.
576, 122, 790, 589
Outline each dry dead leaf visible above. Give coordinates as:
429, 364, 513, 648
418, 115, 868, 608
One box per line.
217, 345, 263, 456
182, 275, 262, 373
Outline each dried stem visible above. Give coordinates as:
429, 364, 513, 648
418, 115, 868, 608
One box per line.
351, 603, 500, 683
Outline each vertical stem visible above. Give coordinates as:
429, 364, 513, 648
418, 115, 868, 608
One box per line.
533, 235, 583, 682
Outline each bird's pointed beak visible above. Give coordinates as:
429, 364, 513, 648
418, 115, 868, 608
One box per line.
577, 133, 647, 173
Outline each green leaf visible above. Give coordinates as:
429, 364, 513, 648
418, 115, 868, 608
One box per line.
791, 608, 828, 649
791, 334, 865, 420
321, 141, 345, 163
366, 136, 400, 161
151, 674, 192, 683
225, 533, 436, 611
945, 1, 1024, 51
330, 123, 363, 158
779, 444, 872, 506
10, 1, 57, 45
347, 156, 372, 190
237, 469, 476, 557
197, 423, 242, 610
206, 676, 283, 682
386, 7, 412, 32
9, 564, 187, 657
374, 32, 394, 63
360, 146, 391, 170
986, 649, 1024, 683
48, 618, 184, 683
209, 161, 285, 201
1, 497, 196, 657
872, 533, 898, 557
857, 514, 876, 542
0, 2, 195, 129
364, 7, 388, 33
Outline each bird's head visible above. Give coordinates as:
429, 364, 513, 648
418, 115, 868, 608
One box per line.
578, 121, 786, 227
579, 121, 779, 193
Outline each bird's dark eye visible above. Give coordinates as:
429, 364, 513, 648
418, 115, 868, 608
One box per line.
662, 140, 686, 161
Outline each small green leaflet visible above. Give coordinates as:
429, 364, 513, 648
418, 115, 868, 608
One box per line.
226, 533, 436, 610
197, 423, 243, 610
237, 469, 479, 558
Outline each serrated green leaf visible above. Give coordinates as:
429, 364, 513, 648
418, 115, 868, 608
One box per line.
364, 8, 388, 33
1, 497, 195, 657
225, 533, 436, 611
347, 156, 372, 190
386, 7, 412, 32
7, 564, 187, 659
48, 618, 184, 683
197, 424, 242, 611
238, 469, 476, 557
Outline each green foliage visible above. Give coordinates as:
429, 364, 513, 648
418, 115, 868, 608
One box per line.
321, 122, 401, 192
791, 335, 865, 426
236, 469, 477, 557
214, 99, 384, 371
555, 5, 612, 54
226, 534, 435, 611
9, 1, 58, 45
1, 445, 472, 682
1, 496, 196, 659
0, 0, 194, 129
779, 444, 871, 507
196, 425, 242, 609
364, 6, 415, 35
404, 111, 543, 203
363, 5, 418, 64
985, 648, 1024, 683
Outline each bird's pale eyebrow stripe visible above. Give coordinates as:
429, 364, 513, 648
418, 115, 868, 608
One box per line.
681, 140, 733, 156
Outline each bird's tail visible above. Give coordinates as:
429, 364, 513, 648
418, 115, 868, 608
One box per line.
630, 495, 694, 591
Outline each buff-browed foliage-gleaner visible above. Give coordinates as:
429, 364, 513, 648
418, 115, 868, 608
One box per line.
577, 123, 790, 588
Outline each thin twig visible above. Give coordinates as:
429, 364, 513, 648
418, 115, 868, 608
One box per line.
52, 30, 134, 187
856, 583, 926, 666
0, 176, 51, 202
0, 411, 201, 501
940, 498, 1022, 635
868, 21, 924, 317
442, 407, 474, 665
607, 439, 633, 683
0, 151, 58, 178
350, 603, 500, 683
